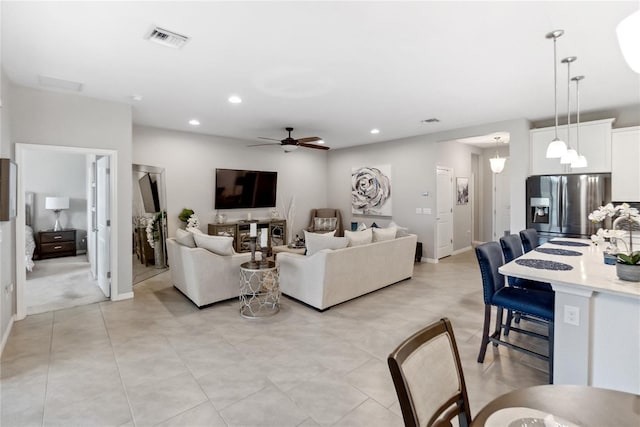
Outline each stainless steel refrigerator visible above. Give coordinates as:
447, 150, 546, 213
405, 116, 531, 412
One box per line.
526, 174, 611, 242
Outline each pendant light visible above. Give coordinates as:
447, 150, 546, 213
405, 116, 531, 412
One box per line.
489, 136, 506, 174
617, 10, 640, 74
545, 30, 567, 158
560, 56, 578, 165
571, 75, 588, 168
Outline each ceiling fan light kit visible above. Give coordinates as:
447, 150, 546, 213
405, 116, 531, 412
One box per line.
545, 30, 568, 159
250, 127, 330, 152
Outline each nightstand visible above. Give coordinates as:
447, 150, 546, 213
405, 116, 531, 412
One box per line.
38, 229, 77, 259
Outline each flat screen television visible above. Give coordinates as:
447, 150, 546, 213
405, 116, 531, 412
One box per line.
139, 173, 160, 213
215, 168, 277, 209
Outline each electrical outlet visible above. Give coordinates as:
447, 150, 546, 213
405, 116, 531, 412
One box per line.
563, 305, 580, 326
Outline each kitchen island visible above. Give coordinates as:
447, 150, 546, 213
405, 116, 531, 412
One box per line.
499, 238, 640, 394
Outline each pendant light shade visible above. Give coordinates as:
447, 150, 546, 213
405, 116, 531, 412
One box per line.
617, 10, 640, 74
490, 136, 506, 174
545, 30, 567, 159
560, 56, 577, 165
571, 75, 587, 168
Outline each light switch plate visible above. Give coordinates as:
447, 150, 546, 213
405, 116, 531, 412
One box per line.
563, 305, 580, 326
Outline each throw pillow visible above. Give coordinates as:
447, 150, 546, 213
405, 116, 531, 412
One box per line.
344, 229, 373, 247
175, 228, 196, 248
188, 227, 204, 235
305, 234, 348, 256
192, 233, 235, 256
313, 217, 338, 232
373, 226, 397, 242
389, 221, 409, 237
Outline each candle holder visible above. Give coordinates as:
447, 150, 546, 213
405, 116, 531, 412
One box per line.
247, 236, 260, 269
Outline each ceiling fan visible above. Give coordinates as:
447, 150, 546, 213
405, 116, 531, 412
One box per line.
250, 127, 329, 152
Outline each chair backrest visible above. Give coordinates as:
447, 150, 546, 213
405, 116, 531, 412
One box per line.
307, 208, 344, 236
500, 234, 524, 287
388, 318, 471, 427
475, 242, 505, 305
519, 228, 539, 253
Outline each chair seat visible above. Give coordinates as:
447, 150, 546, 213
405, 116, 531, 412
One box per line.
492, 287, 554, 321
511, 277, 553, 292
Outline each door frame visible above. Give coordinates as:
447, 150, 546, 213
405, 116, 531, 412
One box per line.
15, 143, 118, 320
435, 166, 454, 260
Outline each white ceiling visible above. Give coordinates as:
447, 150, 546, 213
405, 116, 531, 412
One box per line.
2, 1, 639, 150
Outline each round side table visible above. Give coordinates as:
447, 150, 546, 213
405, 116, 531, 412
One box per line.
239, 260, 280, 318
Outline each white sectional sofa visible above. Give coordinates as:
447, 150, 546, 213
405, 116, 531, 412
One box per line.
166, 237, 252, 307
278, 234, 417, 310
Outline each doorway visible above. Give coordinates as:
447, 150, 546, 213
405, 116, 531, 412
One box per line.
132, 164, 168, 284
15, 144, 118, 320
436, 166, 454, 259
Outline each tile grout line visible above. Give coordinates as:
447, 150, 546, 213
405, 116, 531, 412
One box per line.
100, 301, 138, 427
40, 315, 56, 427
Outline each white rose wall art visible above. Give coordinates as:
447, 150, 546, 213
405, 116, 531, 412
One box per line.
351, 165, 392, 216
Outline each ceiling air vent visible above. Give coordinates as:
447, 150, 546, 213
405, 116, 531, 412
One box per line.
421, 118, 440, 124
145, 26, 190, 49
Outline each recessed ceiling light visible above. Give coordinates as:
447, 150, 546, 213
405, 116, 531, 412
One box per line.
228, 95, 242, 104
370, 128, 380, 134
189, 119, 200, 126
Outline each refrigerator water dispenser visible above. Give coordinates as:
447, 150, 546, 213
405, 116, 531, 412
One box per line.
530, 197, 550, 224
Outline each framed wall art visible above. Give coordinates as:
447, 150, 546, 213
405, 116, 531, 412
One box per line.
456, 177, 469, 205
351, 165, 392, 216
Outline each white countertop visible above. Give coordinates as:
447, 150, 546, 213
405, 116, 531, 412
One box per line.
499, 239, 640, 300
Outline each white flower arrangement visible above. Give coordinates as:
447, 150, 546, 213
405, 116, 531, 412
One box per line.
589, 203, 640, 257
186, 214, 200, 230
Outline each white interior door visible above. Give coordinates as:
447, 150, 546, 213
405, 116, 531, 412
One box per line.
87, 156, 98, 279
96, 155, 111, 297
493, 161, 511, 240
436, 167, 454, 259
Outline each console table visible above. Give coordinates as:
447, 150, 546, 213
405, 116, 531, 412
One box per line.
208, 219, 286, 252
239, 261, 280, 318
38, 229, 76, 259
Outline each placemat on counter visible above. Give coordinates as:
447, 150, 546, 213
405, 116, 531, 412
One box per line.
547, 240, 590, 247
535, 247, 583, 256
515, 259, 573, 271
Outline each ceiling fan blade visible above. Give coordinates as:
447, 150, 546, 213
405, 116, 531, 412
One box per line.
257, 137, 282, 141
299, 142, 330, 150
248, 142, 282, 147
297, 136, 322, 143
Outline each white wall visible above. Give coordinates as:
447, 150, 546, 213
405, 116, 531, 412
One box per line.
9, 85, 132, 297
23, 150, 87, 233
132, 125, 328, 241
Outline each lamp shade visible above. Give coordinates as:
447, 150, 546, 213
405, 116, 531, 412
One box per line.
560, 148, 579, 165
571, 155, 588, 168
283, 145, 299, 152
45, 196, 69, 210
490, 157, 506, 174
546, 138, 567, 158
617, 10, 640, 73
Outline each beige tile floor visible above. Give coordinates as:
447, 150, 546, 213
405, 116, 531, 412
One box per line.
1, 250, 547, 426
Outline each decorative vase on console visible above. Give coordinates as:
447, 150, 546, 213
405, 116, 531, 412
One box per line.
589, 203, 640, 281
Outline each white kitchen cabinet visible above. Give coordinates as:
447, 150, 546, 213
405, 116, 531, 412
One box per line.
530, 118, 614, 175
611, 126, 640, 202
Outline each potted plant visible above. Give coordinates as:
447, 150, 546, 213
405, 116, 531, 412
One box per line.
178, 208, 194, 224
589, 203, 640, 282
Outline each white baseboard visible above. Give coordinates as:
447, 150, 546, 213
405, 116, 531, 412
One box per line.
111, 291, 134, 302
0, 315, 16, 357
452, 246, 473, 256
424, 257, 438, 264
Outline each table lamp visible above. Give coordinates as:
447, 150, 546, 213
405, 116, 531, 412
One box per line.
45, 196, 69, 231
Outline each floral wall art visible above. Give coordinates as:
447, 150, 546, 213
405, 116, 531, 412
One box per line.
351, 165, 392, 216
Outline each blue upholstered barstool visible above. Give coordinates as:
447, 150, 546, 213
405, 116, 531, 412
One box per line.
520, 228, 540, 253
500, 234, 552, 292
475, 241, 554, 384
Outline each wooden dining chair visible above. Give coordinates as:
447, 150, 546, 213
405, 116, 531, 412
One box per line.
519, 228, 540, 253
475, 241, 554, 384
388, 318, 472, 427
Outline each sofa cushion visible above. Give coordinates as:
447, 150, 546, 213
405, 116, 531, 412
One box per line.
389, 221, 409, 237
373, 226, 397, 242
304, 232, 348, 256
188, 227, 205, 235
193, 233, 235, 255
344, 228, 373, 247
313, 217, 338, 232
175, 228, 196, 248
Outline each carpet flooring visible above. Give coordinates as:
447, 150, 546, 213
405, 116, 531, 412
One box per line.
25, 255, 108, 315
